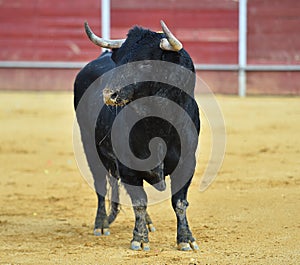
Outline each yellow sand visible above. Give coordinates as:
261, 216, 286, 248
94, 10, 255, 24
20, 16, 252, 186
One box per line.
0, 92, 299, 264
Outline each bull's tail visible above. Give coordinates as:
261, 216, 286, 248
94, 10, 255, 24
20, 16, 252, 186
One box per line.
107, 173, 120, 224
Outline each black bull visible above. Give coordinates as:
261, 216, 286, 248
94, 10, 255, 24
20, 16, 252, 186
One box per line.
73, 21, 200, 251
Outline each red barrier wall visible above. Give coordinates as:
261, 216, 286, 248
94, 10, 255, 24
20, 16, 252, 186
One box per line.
246, 0, 300, 94
0, 0, 299, 94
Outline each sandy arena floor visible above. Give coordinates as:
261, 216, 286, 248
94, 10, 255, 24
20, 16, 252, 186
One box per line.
0, 92, 299, 264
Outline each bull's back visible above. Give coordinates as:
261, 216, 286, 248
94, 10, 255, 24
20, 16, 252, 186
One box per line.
74, 51, 115, 109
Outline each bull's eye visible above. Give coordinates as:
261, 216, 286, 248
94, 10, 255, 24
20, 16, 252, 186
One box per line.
110, 92, 118, 100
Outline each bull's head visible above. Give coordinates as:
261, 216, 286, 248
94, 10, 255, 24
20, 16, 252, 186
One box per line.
84, 21, 193, 107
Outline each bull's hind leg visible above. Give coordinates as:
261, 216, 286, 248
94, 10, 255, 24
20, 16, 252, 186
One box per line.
79, 135, 111, 236
124, 183, 150, 251
146, 211, 156, 232
107, 172, 121, 224
94, 172, 121, 236
171, 178, 199, 251
93, 170, 110, 236
94, 192, 110, 236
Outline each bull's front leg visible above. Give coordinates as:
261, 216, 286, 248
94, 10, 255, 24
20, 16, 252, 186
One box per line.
171, 178, 199, 251
131, 205, 150, 251
124, 184, 150, 251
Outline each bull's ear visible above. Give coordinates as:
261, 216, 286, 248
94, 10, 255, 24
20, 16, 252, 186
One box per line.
111, 48, 121, 63
84, 21, 125, 49
160, 20, 183, 52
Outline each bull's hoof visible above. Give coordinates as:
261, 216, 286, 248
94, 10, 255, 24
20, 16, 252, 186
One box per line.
130, 241, 150, 251
147, 223, 156, 232
130, 241, 141, 251
178, 241, 199, 251
94, 228, 110, 236
178, 242, 192, 251
142, 242, 150, 251
190, 241, 200, 250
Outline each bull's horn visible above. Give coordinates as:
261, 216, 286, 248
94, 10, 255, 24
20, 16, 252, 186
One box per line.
84, 21, 125, 49
160, 20, 183, 52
